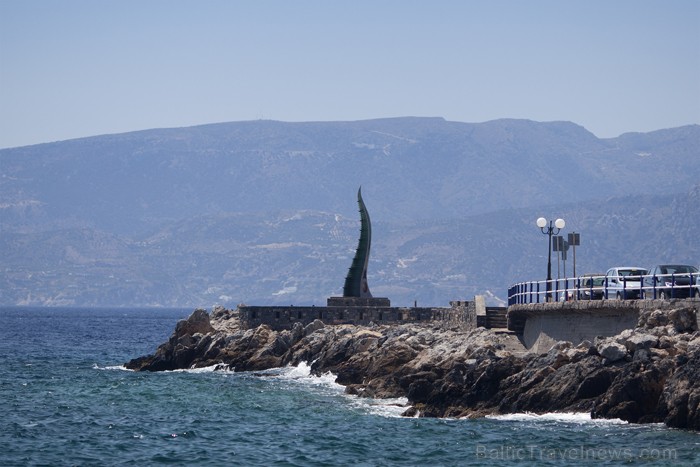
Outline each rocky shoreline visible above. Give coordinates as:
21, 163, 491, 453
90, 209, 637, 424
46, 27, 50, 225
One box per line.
126, 304, 700, 430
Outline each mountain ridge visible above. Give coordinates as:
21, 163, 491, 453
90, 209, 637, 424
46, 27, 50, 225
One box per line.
1, 118, 698, 307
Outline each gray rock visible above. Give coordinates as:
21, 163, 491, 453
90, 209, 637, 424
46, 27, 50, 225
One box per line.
174, 308, 215, 337
597, 340, 628, 363
633, 349, 650, 362
304, 319, 325, 336
290, 321, 304, 343
623, 333, 658, 353
669, 308, 698, 333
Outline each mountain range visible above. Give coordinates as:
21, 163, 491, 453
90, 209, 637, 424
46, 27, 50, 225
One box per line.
1, 117, 698, 307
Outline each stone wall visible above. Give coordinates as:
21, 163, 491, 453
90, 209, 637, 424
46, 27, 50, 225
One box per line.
239, 300, 476, 331
439, 301, 477, 330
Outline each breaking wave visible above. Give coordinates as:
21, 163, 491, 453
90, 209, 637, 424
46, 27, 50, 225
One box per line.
487, 412, 629, 425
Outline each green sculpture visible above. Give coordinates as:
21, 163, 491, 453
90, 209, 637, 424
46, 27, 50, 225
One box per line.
343, 187, 373, 298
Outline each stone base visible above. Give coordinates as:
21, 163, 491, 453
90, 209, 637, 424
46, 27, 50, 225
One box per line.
327, 296, 391, 307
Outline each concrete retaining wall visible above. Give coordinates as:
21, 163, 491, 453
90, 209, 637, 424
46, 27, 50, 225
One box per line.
522, 308, 639, 353
509, 298, 700, 353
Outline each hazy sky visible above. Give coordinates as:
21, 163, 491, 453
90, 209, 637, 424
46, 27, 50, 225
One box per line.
1, 0, 699, 148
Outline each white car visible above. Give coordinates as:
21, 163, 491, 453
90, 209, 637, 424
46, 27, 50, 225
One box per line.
604, 267, 647, 299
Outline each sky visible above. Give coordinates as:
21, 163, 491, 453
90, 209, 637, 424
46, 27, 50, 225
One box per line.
1, 0, 699, 149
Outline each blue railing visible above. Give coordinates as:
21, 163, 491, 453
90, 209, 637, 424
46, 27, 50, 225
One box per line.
508, 272, 700, 305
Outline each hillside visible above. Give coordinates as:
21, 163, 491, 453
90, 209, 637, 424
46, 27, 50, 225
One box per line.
1, 118, 698, 307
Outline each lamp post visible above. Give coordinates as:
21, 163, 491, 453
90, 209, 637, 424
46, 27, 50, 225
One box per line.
537, 217, 565, 301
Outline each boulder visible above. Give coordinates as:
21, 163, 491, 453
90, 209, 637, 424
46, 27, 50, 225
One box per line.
668, 308, 698, 333
595, 338, 628, 363
304, 319, 325, 336
622, 332, 658, 353
174, 308, 214, 338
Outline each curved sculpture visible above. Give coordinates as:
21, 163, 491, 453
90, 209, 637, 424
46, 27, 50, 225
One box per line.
343, 187, 373, 298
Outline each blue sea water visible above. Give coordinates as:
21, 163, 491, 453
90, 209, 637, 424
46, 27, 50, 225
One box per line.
1, 307, 698, 466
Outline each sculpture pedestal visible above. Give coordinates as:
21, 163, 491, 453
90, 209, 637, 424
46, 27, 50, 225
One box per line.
327, 297, 391, 307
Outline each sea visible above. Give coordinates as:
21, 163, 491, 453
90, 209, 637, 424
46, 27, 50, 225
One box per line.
1, 307, 698, 466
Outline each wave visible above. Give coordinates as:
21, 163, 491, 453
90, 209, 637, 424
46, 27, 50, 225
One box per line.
91, 363, 233, 373
486, 412, 629, 425
346, 395, 411, 418
93, 363, 130, 371
265, 362, 411, 418
94, 359, 412, 418
261, 361, 345, 390
170, 363, 233, 374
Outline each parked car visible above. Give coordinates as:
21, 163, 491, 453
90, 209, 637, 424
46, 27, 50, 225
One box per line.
568, 273, 605, 300
604, 267, 647, 299
642, 264, 699, 299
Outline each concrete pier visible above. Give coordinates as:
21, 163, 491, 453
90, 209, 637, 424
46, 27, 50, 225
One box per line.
508, 298, 700, 352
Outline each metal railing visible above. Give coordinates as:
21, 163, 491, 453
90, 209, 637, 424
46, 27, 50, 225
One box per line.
508, 272, 700, 306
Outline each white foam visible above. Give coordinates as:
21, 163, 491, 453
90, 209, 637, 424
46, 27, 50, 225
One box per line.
93, 363, 131, 371
487, 412, 628, 425
272, 361, 344, 390
175, 363, 233, 373
279, 360, 313, 378
268, 362, 411, 418
92, 363, 233, 373
346, 395, 410, 418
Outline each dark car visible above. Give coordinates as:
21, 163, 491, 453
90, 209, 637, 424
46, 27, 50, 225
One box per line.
643, 264, 699, 299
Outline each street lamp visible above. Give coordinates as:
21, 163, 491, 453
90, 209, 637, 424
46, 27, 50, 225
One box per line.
537, 217, 565, 301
